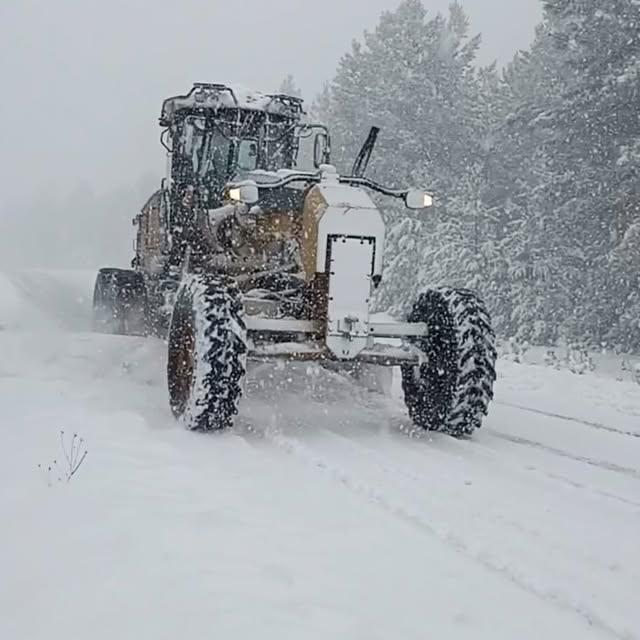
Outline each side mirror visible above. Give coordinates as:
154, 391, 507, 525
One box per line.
228, 180, 259, 205
313, 132, 331, 168
405, 189, 433, 210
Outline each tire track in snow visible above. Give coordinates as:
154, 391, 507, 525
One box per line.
541, 470, 640, 508
382, 417, 640, 508
313, 423, 640, 588
238, 420, 630, 640
387, 407, 640, 508
495, 400, 640, 439
487, 430, 640, 480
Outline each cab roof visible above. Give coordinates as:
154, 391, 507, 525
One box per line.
159, 83, 304, 126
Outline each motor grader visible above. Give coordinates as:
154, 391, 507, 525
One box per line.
93, 83, 496, 437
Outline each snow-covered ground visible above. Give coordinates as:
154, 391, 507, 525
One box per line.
1, 270, 638, 640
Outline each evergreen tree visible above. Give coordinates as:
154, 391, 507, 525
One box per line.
317, 1, 486, 314
316, 0, 640, 350
540, 1, 640, 346
277, 74, 301, 98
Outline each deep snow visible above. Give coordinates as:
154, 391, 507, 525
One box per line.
0, 270, 638, 639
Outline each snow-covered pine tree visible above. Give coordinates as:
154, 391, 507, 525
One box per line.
539, 0, 640, 349
277, 74, 301, 98
315, 1, 486, 315
316, 0, 640, 351
478, 18, 586, 343
542, 1, 640, 253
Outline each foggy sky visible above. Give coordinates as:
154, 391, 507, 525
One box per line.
0, 0, 542, 209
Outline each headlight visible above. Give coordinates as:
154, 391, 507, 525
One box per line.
226, 181, 259, 205
405, 189, 434, 210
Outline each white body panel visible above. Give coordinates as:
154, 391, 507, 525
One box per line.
326, 237, 374, 359
315, 182, 386, 278
310, 176, 388, 359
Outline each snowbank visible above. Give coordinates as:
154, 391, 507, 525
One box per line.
0, 269, 95, 331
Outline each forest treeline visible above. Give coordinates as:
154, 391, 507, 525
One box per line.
315, 0, 640, 351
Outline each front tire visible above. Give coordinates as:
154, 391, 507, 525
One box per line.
167, 274, 247, 431
401, 288, 497, 437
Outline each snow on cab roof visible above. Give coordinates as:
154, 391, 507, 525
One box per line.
160, 83, 304, 126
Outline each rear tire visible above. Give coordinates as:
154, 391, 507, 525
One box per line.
401, 287, 497, 437
167, 274, 247, 432
93, 268, 147, 335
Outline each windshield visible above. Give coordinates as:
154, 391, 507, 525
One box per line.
198, 130, 231, 183
179, 118, 231, 181
237, 139, 258, 173
171, 111, 301, 206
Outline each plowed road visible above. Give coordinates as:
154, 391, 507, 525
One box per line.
1, 270, 638, 639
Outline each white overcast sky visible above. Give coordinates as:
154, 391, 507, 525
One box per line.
0, 0, 542, 207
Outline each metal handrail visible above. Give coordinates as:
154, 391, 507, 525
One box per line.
229, 170, 422, 202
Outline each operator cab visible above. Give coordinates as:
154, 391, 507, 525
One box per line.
160, 83, 329, 208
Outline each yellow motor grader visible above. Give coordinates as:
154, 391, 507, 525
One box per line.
93, 83, 496, 437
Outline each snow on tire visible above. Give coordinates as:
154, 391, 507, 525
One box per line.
167, 274, 247, 432
401, 287, 497, 437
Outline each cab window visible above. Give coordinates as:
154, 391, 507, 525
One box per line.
237, 140, 258, 172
